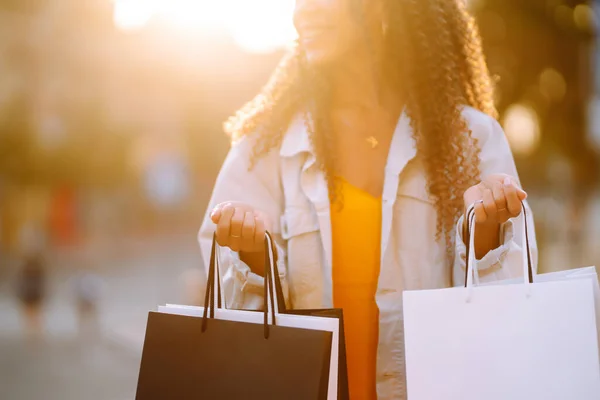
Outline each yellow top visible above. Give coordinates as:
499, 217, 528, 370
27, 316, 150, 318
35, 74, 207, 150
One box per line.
331, 179, 381, 400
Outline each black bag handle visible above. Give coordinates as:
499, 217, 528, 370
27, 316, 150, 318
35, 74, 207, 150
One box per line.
263, 232, 278, 338
268, 232, 288, 313
463, 201, 534, 287
201, 232, 279, 339
201, 234, 218, 331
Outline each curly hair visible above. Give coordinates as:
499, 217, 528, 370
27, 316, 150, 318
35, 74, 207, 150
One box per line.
224, 0, 496, 247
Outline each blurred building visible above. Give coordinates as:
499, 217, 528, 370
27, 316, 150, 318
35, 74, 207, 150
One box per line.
0, 1, 284, 255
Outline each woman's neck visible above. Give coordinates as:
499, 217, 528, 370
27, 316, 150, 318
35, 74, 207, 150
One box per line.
329, 54, 381, 109
326, 49, 398, 113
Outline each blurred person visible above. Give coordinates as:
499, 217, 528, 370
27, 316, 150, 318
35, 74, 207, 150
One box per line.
72, 272, 103, 338
144, 152, 191, 233
15, 221, 47, 338
49, 185, 78, 247
199, 0, 537, 398
16, 252, 46, 339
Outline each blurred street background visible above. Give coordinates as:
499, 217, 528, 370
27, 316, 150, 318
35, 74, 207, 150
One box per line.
1, 0, 600, 399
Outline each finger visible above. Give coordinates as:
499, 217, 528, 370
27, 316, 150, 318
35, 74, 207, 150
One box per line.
228, 207, 245, 252
241, 212, 256, 251
255, 210, 272, 232
254, 215, 266, 248
502, 176, 528, 200
212, 202, 229, 213
482, 188, 497, 220
478, 180, 493, 191
225, 201, 256, 213
503, 178, 522, 217
215, 205, 235, 246
210, 208, 222, 224
492, 181, 508, 213
474, 200, 487, 224
210, 202, 230, 223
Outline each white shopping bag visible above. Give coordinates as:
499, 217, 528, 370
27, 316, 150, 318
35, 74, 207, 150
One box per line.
482, 265, 600, 358
158, 233, 341, 400
403, 206, 600, 400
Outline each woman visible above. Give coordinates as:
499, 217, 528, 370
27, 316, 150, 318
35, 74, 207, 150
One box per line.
199, 0, 537, 398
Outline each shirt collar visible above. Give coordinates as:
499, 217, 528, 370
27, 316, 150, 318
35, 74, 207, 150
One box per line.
279, 109, 416, 170
279, 115, 312, 158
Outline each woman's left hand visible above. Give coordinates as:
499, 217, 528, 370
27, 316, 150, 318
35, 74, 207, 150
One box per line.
463, 174, 528, 226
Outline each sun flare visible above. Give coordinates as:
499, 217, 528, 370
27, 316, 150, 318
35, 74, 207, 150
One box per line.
112, 0, 297, 53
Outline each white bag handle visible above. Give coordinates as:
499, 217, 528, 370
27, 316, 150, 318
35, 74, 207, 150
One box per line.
464, 201, 533, 301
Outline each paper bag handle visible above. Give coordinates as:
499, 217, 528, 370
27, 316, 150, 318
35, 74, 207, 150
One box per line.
464, 201, 534, 292
201, 232, 281, 338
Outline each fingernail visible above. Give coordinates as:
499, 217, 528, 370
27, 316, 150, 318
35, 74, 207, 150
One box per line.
503, 177, 511, 186
210, 210, 215, 218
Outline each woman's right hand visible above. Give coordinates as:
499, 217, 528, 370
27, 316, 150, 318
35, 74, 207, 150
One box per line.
210, 202, 271, 253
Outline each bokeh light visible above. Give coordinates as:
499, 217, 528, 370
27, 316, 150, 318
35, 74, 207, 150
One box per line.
573, 4, 596, 33
539, 67, 567, 103
502, 103, 541, 156
554, 5, 574, 30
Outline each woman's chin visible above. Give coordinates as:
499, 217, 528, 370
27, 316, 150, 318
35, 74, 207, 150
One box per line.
302, 48, 338, 68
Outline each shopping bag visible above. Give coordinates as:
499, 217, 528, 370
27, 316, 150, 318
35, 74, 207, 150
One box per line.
156, 231, 347, 400
159, 307, 349, 399
185, 230, 348, 399
481, 265, 600, 361
283, 308, 348, 400
261, 243, 349, 400
136, 233, 339, 400
403, 204, 600, 400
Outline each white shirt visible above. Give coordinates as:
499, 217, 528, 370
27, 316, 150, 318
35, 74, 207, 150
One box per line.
198, 106, 538, 399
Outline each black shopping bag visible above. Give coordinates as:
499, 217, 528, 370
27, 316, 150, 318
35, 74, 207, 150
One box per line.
136, 233, 334, 400
269, 245, 349, 400
282, 308, 348, 400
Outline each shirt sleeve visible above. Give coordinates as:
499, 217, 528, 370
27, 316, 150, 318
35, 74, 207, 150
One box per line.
452, 109, 539, 286
197, 135, 289, 310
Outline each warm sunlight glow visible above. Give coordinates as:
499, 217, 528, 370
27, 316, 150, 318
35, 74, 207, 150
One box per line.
155, 1, 228, 33
113, 1, 156, 31
224, 0, 298, 54
112, 0, 297, 53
